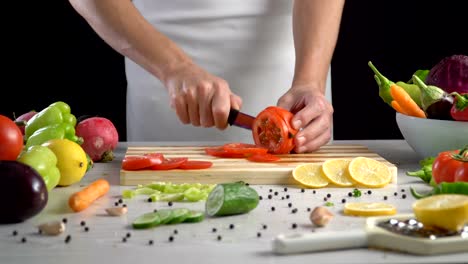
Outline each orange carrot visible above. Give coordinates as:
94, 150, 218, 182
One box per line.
390, 100, 408, 115
390, 84, 426, 118
69, 179, 110, 212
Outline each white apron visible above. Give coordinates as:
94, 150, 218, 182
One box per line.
125, 0, 332, 143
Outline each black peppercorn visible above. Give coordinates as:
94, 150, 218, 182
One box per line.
312, 190, 316, 194
291, 208, 298, 214
217, 235, 222, 241
271, 206, 275, 211
65, 235, 72, 243
21, 237, 27, 243
341, 199, 346, 203
229, 224, 235, 229
269, 189, 273, 193
169, 236, 174, 242
148, 240, 154, 245
301, 189, 305, 193
154, 209, 158, 213
115, 202, 119, 206
147, 197, 152, 203
274, 191, 278, 196
348, 192, 353, 197
62, 218, 68, 224
286, 195, 290, 199
12, 230, 18, 236
259, 196, 263, 200
383, 196, 388, 200
307, 207, 311, 212
402, 194, 407, 199
292, 223, 297, 229
212, 228, 217, 233
284, 187, 288, 192
288, 202, 292, 208
394, 192, 398, 196
168, 201, 173, 206
122, 237, 127, 243
174, 229, 178, 234
326, 193, 331, 198
122, 204, 127, 208
323, 197, 327, 201
268, 194, 272, 199
262, 224, 267, 230
118, 198, 123, 203
80, 221, 86, 226
84, 227, 90, 232
126, 232, 131, 238
367, 190, 372, 195
257, 232, 262, 238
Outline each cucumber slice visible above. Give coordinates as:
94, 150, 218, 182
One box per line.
183, 210, 205, 223
167, 208, 191, 224
155, 209, 174, 225
132, 212, 161, 229
205, 182, 259, 217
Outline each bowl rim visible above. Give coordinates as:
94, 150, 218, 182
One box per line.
395, 112, 468, 124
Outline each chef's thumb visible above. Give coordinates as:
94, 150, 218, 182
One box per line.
230, 94, 243, 110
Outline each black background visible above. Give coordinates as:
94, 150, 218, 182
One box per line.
1, 1, 466, 142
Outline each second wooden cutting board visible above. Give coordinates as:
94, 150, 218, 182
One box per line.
120, 144, 398, 186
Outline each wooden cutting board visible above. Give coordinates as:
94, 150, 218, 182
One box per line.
119, 144, 398, 186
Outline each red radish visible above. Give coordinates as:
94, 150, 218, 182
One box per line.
15, 111, 37, 135
75, 117, 119, 162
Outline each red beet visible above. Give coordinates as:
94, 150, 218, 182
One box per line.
15, 110, 37, 135
75, 117, 119, 162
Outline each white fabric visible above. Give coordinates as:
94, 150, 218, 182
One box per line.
125, 0, 332, 142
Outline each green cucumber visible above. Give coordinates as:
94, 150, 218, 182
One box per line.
183, 210, 205, 223
205, 182, 259, 217
155, 209, 174, 225
132, 212, 161, 229
167, 208, 191, 224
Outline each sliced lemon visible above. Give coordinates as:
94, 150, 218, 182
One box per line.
292, 163, 329, 188
412, 194, 468, 232
321, 159, 354, 187
344, 202, 397, 217
347, 157, 391, 188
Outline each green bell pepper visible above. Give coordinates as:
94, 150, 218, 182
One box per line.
17, 145, 61, 191
25, 101, 77, 141
25, 123, 83, 149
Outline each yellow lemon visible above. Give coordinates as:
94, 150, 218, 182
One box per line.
412, 194, 468, 232
344, 202, 397, 217
42, 139, 88, 186
347, 157, 391, 188
321, 159, 354, 187
292, 163, 329, 188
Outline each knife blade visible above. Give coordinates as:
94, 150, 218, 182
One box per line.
227, 108, 255, 130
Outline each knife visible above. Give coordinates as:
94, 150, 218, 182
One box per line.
227, 108, 255, 130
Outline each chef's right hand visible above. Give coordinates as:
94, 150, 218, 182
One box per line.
164, 62, 242, 130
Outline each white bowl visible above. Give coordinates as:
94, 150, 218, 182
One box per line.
396, 113, 468, 159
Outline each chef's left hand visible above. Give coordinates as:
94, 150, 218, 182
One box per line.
277, 82, 333, 153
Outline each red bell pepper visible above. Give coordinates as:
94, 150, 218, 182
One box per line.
450, 92, 468, 121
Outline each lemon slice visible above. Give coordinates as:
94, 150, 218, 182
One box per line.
292, 163, 329, 188
347, 157, 391, 188
321, 159, 354, 187
412, 194, 468, 231
344, 202, 397, 217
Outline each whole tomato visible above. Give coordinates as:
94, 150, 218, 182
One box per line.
432, 147, 468, 184
0, 114, 24, 160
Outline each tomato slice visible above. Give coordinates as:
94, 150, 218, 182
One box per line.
222, 142, 268, 156
247, 153, 281, 162
150, 157, 189, 170
252, 108, 295, 154
143, 153, 165, 164
205, 147, 246, 158
122, 156, 154, 170
179, 160, 213, 170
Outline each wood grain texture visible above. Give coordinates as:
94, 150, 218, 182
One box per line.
120, 144, 398, 186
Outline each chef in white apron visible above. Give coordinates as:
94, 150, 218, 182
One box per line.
69, 0, 345, 153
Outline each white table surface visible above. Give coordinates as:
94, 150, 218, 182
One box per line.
1, 140, 467, 264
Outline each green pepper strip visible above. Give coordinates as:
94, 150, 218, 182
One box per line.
410, 182, 468, 199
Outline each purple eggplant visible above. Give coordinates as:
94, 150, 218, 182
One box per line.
412, 75, 455, 120
0, 160, 48, 224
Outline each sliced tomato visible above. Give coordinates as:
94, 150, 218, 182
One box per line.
252, 107, 296, 154
144, 153, 165, 164
150, 157, 189, 170
205, 147, 246, 158
247, 153, 281, 162
179, 160, 213, 170
122, 156, 154, 170
222, 142, 268, 156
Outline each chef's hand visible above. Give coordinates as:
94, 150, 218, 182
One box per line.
164, 62, 242, 129
277, 83, 333, 153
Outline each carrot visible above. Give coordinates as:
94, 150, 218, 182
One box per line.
68, 179, 110, 212
390, 84, 426, 118
390, 100, 408, 115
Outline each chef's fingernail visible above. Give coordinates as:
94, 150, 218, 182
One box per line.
293, 120, 302, 130
296, 136, 305, 145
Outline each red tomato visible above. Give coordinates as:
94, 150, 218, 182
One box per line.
432, 148, 468, 183
205, 147, 246, 158
122, 156, 154, 170
179, 160, 213, 170
0, 115, 23, 160
150, 157, 188, 170
144, 153, 165, 164
247, 153, 281, 162
222, 143, 268, 156
252, 106, 297, 154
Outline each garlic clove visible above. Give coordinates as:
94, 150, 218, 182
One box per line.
38, 221, 66, 236
105, 207, 128, 216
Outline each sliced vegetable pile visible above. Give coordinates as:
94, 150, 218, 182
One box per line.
205, 142, 281, 162
132, 208, 205, 229
368, 54, 468, 121
122, 182, 216, 202
122, 152, 214, 171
